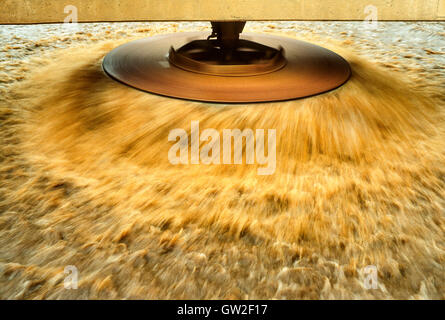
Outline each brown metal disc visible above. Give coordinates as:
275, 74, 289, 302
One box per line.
102, 32, 351, 103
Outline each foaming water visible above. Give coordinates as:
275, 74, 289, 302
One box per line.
0, 34, 444, 299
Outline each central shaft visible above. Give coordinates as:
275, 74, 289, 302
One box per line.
208, 21, 246, 61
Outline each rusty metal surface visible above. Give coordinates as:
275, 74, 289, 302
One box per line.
168, 40, 287, 76
102, 32, 351, 103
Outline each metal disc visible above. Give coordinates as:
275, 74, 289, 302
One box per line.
103, 32, 351, 103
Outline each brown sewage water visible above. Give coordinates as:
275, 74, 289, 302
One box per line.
0, 22, 444, 299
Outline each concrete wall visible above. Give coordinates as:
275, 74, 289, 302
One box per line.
1, 0, 445, 24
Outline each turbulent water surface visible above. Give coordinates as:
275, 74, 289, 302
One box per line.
0, 22, 444, 299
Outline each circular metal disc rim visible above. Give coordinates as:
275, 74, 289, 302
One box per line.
103, 32, 351, 103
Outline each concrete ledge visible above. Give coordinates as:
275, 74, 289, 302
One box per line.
1, 0, 445, 24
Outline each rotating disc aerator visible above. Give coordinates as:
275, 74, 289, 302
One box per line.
103, 22, 351, 103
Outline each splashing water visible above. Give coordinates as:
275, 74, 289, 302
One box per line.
0, 23, 444, 299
